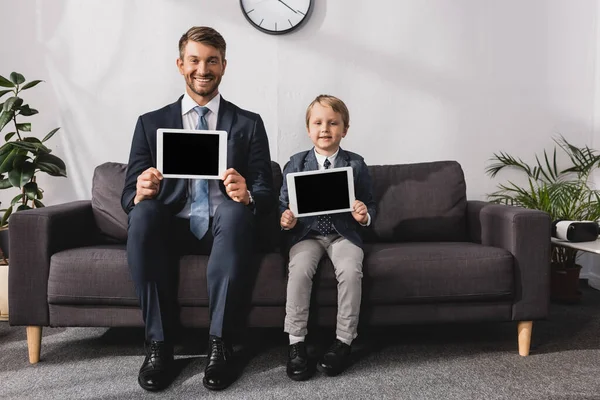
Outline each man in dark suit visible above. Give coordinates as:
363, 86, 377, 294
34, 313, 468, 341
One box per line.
121, 26, 274, 392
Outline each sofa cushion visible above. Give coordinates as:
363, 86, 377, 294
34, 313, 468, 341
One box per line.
91, 162, 129, 243
47, 242, 513, 308
365, 161, 468, 242
47, 246, 288, 307
360, 242, 514, 304
91, 161, 283, 248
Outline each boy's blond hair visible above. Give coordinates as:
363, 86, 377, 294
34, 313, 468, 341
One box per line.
305, 95, 350, 129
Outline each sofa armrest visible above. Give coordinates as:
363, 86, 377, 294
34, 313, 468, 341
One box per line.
8, 201, 96, 326
467, 200, 551, 321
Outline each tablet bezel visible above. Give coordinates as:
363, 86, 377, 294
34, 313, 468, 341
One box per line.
156, 128, 228, 179
286, 166, 355, 218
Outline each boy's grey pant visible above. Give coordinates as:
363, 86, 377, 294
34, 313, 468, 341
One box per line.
284, 234, 364, 343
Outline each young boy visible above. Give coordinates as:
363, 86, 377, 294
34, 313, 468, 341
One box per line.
279, 95, 376, 380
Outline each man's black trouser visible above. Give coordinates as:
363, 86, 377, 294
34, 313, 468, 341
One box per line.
126, 199, 255, 341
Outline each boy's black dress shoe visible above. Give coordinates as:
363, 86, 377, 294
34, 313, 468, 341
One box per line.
203, 335, 234, 391
138, 340, 174, 391
286, 342, 313, 381
317, 339, 351, 376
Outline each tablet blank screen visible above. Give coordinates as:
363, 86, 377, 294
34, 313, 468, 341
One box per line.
162, 132, 220, 176
295, 171, 350, 214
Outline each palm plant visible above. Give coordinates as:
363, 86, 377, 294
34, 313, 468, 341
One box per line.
486, 136, 600, 269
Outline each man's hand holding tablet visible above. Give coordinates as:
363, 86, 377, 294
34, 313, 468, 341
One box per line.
223, 168, 250, 205
134, 167, 164, 205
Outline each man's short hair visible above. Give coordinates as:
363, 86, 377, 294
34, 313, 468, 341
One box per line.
179, 26, 226, 61
305, 94, 350, 129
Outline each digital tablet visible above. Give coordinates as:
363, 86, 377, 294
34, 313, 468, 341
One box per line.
156, 129, 227, 179
286, 167, 355, 217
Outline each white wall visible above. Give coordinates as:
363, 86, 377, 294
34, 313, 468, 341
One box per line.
586, 0, 600, 287
0, 0, 598, 216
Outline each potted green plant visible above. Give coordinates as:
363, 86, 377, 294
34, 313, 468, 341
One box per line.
0, 72, 67, 259
486, 136, 600, 302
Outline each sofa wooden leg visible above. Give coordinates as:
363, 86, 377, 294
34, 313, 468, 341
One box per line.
26, 326, 42, 364
517, 321, 532, 356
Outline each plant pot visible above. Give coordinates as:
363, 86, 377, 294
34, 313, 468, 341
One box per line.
0, 228, 8, 260
550, 263, 582, 303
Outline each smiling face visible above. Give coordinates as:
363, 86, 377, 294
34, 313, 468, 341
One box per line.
307, 102, 348, 156
177, 40, 226, 105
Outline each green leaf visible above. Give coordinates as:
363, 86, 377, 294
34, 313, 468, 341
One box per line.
0, 142, 12, 155
0, 178, 11, 189
42, 127, 60, 142
0, 149, 17, 173
11, 154, 30, 168
36, 188, 43, 199
22, 138, 50, 154
0, 110, 12, 132
33, 199, 44, 208
10, 72, 25, 85
1, 206, 12, 227
8, 161, 34, 188
21, 80, 43, 90
18, 105, 38, 116
16, 204, 32, 211
4, 132, 16, 141
0, 89, 12, 98
0, 76, 15, 88
2, 96, 23, 112
37, 153, 66, 176
23, 181, 38, 199
9, 141, 37, 152
16, 123, 31, 132
10, 193, 23, 206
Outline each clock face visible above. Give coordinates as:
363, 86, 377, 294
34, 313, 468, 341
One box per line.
240, 0, 313, 35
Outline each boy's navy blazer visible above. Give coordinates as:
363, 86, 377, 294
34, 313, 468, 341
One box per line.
279, 148, 377, 249
121, 96, 274, 217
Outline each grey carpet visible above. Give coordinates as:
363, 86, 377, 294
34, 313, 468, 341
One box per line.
2, 286, 600, 399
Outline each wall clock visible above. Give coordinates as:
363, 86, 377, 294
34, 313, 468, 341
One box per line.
240, 0, 313, 35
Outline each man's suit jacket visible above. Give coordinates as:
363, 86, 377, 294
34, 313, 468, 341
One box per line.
279, 148, 377, 249
121, 96, 274, 217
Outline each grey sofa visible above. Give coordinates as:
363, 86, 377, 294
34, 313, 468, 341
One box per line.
8, 160, 551, 363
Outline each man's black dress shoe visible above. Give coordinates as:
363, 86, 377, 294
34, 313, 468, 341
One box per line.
317, 339, 351, 376
287, 342, 313, 381
203, 335, 234, 391
138, 340, 174, 391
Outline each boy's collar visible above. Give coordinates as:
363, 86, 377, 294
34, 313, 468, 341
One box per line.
313, 147, 340, 161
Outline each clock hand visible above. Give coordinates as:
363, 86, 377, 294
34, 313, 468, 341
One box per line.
278, 0, 297, 14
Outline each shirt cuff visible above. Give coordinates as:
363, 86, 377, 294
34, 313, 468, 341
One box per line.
359, 213, 371, 227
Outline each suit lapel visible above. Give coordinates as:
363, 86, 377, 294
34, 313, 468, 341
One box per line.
304, 149, 319, 171
167, 96, 184, 129
216, 96, 235, 137
334, 147, 351, 168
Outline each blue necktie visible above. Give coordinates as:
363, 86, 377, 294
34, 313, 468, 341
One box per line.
190, 106, 210, 240
316, 158, 334, 235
